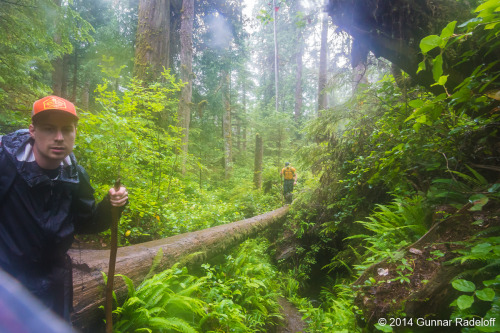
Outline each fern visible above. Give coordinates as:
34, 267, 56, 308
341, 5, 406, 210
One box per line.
113, 238, 283, 332
142, 248, 164, 282
148, 317, 198, 333
116, 274, 136, 299
346, 195, 431, 274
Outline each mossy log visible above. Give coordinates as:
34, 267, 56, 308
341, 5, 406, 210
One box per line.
69, 206, 289, 330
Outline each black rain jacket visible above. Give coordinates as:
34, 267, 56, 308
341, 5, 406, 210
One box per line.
0, 129, 114, 321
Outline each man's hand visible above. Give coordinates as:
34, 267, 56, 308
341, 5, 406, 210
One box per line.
109, 186, 128, 207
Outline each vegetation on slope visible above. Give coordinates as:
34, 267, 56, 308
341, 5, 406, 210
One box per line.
278, 2, 500, 332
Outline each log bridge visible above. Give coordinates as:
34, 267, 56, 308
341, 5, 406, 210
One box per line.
69, 206, 289, 331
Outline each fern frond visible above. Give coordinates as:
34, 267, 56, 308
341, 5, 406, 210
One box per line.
177, 279, 206, 297
163, 294, 206, 317
116, 274, 136, 299
464, 165, 488, 186
148, 317, 198, 333
122, 296, 145, 310
143, 248, 164, 282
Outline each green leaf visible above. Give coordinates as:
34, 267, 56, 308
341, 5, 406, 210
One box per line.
432, 55, 444, 82
452, 279, 476, 292
375, 323, 394, 332
417, 60, 426, 73
420, 35, 442, 53
458, 17, 481, 28
457, 295, 475, 309
469, 194, 489, 211
475, 0, 500, 13
416, 115, 427, 124
408, 100, 424, 108
476, 288, 495, 301
440, 21, 457, 41
483, 275, 500, 287
471, 242, 492, 254
485, 21, 500, 29
436, 75, 448, 86
488, 184, 500, 193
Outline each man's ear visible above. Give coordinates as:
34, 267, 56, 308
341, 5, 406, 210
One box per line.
28, 123, 35, 138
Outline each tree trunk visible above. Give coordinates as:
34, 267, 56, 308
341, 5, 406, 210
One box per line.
51, 0, 63, 96
60, 54, 69, 98
242, 80, 247, 152
272, 0, 279, 112
52, 56, 64, 96
294, 42, 303, 121
293, 2, 304, 122
236, 114, 241, 153
222, 69, 232, 179
71, 46, 78, 102
317, 12, 328, 114
253, 134, 263, 189
178, 0, 194, 174
134, 0, 171, 82
70, 206, 289, 331
81, 80, 90, 110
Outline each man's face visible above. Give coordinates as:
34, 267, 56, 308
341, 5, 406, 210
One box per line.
29, 111, 77, 169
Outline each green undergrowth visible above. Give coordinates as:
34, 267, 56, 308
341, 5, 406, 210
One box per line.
108, 238, 284, 332
278, 2, 500, 331
74, 73, 281, 246
283, 179, 499, 332
287, 278, 361, 333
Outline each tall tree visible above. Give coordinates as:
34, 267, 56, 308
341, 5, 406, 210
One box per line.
134, 0, 171, 82
292, 2, 304, 122
317, 12, 328, 114
253, 133, 263, 189
222, 69, 232, 179
178, 0, 194, 174
242, 79, 247, 152
272, 0, 279, 112
51, 0, 65, 97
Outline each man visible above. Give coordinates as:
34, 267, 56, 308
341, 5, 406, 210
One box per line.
280, 162, 297, 204
0, 95, 128, 321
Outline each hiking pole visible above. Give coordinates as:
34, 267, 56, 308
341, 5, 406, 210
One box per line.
105, 178, 121, 333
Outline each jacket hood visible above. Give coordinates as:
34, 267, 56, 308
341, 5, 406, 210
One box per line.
1, 129, 79, 187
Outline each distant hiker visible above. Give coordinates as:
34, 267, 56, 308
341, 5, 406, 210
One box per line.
0, 95, 128, 322
280, 162, 297, 204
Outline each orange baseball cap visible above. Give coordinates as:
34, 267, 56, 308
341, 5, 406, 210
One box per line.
32, 95, 79, 119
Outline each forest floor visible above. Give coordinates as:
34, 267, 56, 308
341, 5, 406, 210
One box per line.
354, 201, 500, 327
277, 297, 306, 333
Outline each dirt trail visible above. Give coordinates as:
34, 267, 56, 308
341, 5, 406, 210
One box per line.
277, 297, 306, 333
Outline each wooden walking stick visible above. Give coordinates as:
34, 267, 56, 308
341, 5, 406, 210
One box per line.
105, 178, 121, 333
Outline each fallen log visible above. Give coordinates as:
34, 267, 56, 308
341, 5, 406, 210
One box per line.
69, 206, 289, 331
